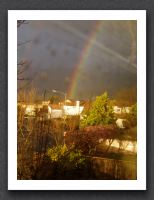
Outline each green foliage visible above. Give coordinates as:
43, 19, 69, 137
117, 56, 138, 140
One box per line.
81, 92, 115, 127
47, 144, 86, 169
36, 144, 95, 179
47, 144, 68, 162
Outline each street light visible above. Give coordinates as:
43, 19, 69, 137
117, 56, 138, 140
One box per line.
52, 89, 67, 105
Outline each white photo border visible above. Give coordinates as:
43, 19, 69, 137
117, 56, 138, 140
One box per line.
8, 10, 146, 190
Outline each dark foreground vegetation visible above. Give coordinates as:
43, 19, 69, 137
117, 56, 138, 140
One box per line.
17, 117, 136, 180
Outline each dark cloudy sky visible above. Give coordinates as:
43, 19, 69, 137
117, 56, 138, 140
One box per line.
17, 20, 137, 100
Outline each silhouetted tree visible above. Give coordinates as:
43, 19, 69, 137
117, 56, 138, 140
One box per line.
17, 20, 31, 90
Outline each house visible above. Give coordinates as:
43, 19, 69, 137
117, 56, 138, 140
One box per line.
63, 101, 84, 116
42, 101, 50, 106
18, 99, 85, 119
48, 107, 63, 119
116, 118, 127, 129
113, 106, 122, 114
48, 100, 84, 118
113, 106, 131, 114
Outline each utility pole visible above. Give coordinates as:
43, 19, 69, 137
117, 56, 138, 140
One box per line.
43, 89, 46, 101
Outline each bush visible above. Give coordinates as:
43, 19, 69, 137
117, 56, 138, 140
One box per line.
65, 125, 119, 155
47, 144, 85, 167
46, 144, 93, 179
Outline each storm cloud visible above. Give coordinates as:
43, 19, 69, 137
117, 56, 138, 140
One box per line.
17, 20, 137, 100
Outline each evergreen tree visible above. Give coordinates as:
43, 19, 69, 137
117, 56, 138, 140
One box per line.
81, 92, 115, 127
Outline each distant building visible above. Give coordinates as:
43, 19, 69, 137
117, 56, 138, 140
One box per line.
19, 100, 131, 121
48, 101, 84, 118
25, 105, 36, 116
18, 100, 84, 119
123, 107, 131, 113
116, 118, 127, 129
113, 106, 132, 129
48, 108, 63, 119
113, 106, 122, 114
63, 101, 84, 116
42, 101, 50, 106
113, 106, 131, 114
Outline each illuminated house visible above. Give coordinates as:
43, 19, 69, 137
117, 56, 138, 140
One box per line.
116, 118, 127, 129
113, 106, 131, 129
113, 106, 131, 114
63, 101, 84, 116
25, 105, 36, 116
48, 101, 84, 118
48, 108, 63, 119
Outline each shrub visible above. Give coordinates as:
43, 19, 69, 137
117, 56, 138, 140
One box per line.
47, 144, 86, 167
46, 144, 93, 179
65, 125, 119, 155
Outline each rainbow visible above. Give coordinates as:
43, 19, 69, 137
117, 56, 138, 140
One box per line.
67, 21, 103, 99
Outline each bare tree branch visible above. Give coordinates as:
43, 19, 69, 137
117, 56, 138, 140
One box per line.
17, 21, 32, 89
17, 20, 28, 28
17, 59, 31, 81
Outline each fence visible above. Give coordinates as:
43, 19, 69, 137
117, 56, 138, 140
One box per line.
91, 156, 137, 180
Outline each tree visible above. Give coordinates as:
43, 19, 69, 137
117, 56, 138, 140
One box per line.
128, 103, 137, 127
81, 92, 115, 127
17, 20, 31, 91
50, 95, 61, 104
